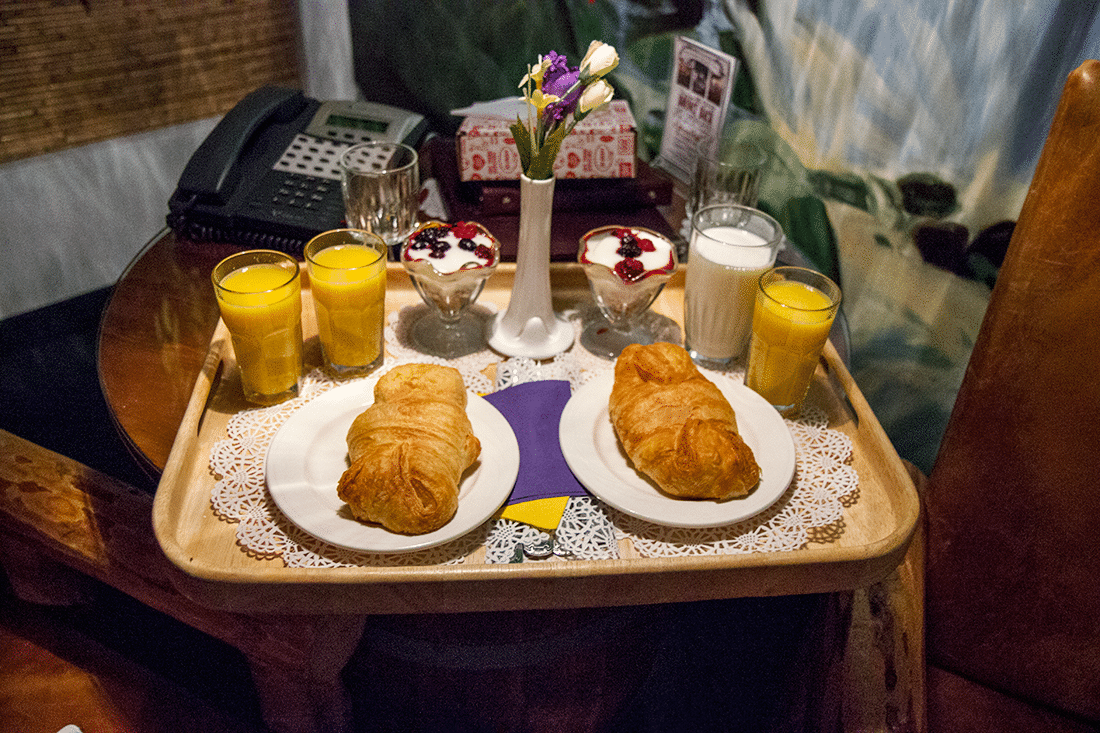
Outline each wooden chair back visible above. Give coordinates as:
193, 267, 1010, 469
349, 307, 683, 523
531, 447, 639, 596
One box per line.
924, 60, 1100, 722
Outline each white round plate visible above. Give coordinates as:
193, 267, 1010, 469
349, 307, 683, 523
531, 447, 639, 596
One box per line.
266, 378, 519, 553
559, 371, 795, 528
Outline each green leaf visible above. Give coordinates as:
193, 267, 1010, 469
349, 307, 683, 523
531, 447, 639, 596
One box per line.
510, 120, 532, 174
528, 121, 573, 179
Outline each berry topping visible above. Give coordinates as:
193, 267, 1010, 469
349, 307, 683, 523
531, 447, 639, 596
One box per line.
616, 240, 643, 259
614, 258, 645, 281
612, 227, 655, 258
409, 227, 443, 252
458, 238, 477, 251
474, 244, 494, 262
451, 221, 479, 239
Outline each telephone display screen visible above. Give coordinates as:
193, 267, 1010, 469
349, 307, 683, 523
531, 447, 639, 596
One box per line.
325, 113, 389, 133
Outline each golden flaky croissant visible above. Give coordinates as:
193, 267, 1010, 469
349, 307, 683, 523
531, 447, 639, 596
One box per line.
609, 342, 761, 500
336, 364, 481, 534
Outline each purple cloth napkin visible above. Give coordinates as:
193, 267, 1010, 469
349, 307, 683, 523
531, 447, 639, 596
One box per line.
483, 380, 589, 505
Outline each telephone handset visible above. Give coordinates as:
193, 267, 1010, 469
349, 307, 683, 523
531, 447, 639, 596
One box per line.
167, 85, 428, 254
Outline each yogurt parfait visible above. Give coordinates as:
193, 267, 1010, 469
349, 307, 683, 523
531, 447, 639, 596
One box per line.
579, 225, 677, 323
401, 220, 500, 356
578, 225, 680, 358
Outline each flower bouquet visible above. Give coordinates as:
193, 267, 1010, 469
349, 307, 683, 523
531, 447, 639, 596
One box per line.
488, 41, 620, 358
510, 41, 619, 180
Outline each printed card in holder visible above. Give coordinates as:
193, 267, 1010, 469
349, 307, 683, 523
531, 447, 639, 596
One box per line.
653, 37, 739, 185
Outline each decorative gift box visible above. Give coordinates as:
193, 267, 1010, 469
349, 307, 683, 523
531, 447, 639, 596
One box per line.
456, 100, 637, 181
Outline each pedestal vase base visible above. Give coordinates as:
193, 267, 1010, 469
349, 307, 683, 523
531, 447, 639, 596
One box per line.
487, 312, 574, 360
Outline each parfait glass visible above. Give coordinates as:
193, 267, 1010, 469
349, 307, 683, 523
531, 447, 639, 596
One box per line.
401, 221, 500, 358
578, 225, 680, 359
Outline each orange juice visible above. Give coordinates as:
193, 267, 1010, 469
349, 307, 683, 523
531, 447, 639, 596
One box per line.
306, 239, 386, 372
215, 259, 303, 404
746, 271, 840, 415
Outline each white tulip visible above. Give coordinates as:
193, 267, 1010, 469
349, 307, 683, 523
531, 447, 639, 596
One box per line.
578, 79, 614, 114
580, 41, 619, 80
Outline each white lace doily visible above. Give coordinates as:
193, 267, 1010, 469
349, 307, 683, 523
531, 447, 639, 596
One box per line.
208, 305, 858, 567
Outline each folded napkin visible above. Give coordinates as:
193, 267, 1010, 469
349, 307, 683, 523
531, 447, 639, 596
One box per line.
484, 380, 589, 530
450, 96, 528, 120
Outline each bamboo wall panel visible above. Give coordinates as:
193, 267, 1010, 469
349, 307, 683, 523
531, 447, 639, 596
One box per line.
0, 0, 301, 164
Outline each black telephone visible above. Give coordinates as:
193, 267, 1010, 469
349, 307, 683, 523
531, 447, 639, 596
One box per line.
167, 86, 428, 254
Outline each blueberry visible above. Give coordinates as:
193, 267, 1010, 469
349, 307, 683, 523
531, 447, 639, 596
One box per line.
617, 241, 643, 259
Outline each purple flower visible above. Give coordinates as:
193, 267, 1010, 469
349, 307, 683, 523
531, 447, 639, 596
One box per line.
542, 50, 570, 78
542, 51, 581, 121
512, 43, 618, 178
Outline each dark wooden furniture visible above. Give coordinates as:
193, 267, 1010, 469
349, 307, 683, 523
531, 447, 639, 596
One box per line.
1, 189, 923, 732
923, 61, 1100, 730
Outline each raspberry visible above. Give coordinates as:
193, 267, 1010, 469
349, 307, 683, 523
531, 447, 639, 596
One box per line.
451, 221, 479, 239
637, 236, 656, 252
614, 258, 645, 281
474, 244, 494, 262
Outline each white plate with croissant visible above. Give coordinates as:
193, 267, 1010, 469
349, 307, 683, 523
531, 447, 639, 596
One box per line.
266, 366, 520, 553
560, 345, 796, 528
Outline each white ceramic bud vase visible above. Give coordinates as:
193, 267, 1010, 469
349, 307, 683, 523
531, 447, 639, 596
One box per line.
486, 174, 575, 358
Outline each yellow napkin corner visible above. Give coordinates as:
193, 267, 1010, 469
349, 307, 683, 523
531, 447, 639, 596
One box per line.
499, 496, 570, 532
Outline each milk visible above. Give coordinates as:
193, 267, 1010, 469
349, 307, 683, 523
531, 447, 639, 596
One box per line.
684, 225, 778, 364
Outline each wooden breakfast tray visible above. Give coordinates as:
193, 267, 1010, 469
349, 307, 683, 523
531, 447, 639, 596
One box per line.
153, 262, 920, 615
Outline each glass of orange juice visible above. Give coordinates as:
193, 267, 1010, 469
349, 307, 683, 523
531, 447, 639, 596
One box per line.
745, 266, 842, 417
212, 250, 303, 406
304, 229, 387, 376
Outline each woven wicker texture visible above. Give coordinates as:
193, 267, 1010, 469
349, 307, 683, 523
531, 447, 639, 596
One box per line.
0, 0, 300, 164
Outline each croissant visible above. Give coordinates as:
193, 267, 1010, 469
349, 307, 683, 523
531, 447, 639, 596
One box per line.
336, 363, 481, 534
609, 342, 761, 500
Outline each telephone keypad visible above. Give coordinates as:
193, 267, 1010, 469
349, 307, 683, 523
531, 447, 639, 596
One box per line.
249, 169, 344, 229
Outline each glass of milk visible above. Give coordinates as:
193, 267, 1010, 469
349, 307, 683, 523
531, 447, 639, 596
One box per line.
684, 204, 784, 368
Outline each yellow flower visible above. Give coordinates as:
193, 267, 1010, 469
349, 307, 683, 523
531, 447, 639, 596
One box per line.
519, 57, 552, 88
524, 88, 561, 112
